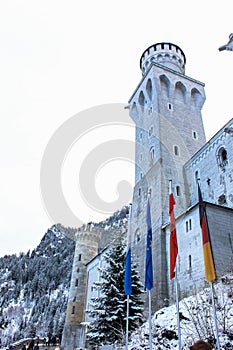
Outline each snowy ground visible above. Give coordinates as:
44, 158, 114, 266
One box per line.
129, 277, 233, 349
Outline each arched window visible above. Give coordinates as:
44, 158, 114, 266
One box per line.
138, 91, 146, 106
150, 147, 155, 159
146, 79, 153, 101
217, 147, 228, 168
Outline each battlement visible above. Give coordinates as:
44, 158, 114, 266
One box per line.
75, 222, 101, 244
140, 42, 186, 75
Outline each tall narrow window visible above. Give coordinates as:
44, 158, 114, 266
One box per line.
78, 254, 82, 261
174, 145, 179, 156
189, 219, 192, 231
72, 306, 75, 315
75, 278, 79, 287
176, 186, 181, 196
192, 131, 197, 139
168, 103, 173, 111
188, 255, 192, 269
150, 147, 155, 159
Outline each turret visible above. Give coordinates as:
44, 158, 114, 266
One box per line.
140, 42, 186, 76
61, 223, 101, 350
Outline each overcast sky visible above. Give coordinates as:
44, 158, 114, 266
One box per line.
0, 1, 232, 257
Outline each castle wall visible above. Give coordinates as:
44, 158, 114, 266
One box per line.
165, 203, 233, 305
185, 119, 233, 208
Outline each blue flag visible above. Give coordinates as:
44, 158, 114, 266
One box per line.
124, 205, 132, 295
145, 198, 153, 290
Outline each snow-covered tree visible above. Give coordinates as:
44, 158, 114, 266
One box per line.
86, 235, 144, 347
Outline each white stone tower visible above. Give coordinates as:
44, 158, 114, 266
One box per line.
129, 42, 207, 310
61, 223, 101, 350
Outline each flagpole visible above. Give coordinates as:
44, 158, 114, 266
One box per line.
169, 180, 181, 349
145, 197, 153, 350
175, 270, 181, 350
197, 181, 220, 349
148, 290, 152, 350
126, 294, 129, 350
210, 282, 221, 350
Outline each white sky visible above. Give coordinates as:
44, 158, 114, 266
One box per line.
0, 0, 232, 257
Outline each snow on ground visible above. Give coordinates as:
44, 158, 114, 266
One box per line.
129, 277, 233, 349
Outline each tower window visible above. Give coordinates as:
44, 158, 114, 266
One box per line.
72, 306, 75, 315
139, 188, 141, 196
174, 145, 179, 156
148, 126, 154, 136
135, 229, 140, 243
150, 147, 155, 159
75, 278, 79, 287
192, 131, 197, 139
176, 186, 181, 196
168, 103, 173, 111
138, 91, 145, 106
195, 170, 199, 182
188, 255, 192, 269
78, 254, 82, 261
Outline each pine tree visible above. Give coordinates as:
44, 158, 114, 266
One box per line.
86, 235, 144, 347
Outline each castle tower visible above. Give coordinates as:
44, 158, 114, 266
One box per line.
129, 42, 207, 310
61, 223, 101, 350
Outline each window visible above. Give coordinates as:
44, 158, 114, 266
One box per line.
75, 278, 79, 287
77, 268, 80, 273
72, 306, 75, 315
217, 147, 228, 168
78, 254, 82, 261
136, 229, 140, 243
138, 188, 141, 196
188, 255, 192, 269
150, 147, 155, 159
168, 103, 173, 111
192, 131, 197, 139
174, 145, 179, 156
176, 186, 181, 196
148, 126, 154, 136
186, 219, 192, 232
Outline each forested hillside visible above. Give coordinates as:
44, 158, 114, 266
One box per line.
0, 206, 129, 347
0, 225, 75, 346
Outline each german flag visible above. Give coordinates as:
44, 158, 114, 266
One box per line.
198, 183, 216, 282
